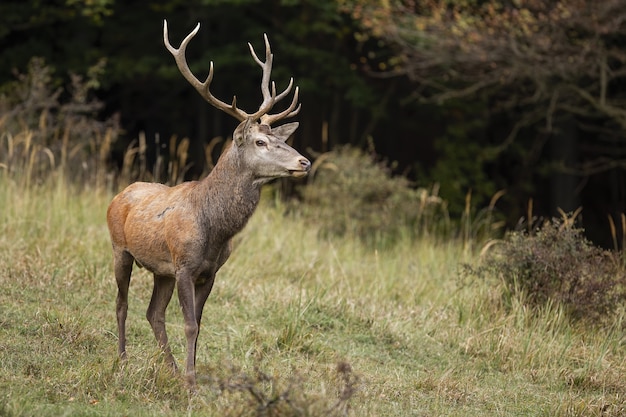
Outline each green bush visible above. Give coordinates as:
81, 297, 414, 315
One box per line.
469, 218, 626, 325
298, 145, 448, 246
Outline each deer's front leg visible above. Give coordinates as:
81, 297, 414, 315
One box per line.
194, 275, 216, 328
176, 271, 199, 388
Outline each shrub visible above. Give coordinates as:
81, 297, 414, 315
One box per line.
0, 57, 120, 186
210, 361, 360, 416
298, 145, 448, 246
469, 218, 626, 325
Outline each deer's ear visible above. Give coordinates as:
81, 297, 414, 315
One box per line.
271, 122, 299, 142
234, 118, 255, 146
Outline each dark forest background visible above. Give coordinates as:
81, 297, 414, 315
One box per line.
1, 0, 625, 247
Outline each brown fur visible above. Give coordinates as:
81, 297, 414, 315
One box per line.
107, 120, 310, 387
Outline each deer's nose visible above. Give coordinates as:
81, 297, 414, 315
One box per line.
299, 158, 311, 172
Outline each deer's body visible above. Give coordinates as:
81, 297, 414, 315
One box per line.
107, 21, 309, 388
109, 145, 261, 276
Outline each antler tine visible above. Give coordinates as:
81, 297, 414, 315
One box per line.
163, 20, 247, 121
247, 33, 279, 120
261, 86, 301, 126
275, 77, 294, 102
248, 34, 301, 125
247, 34, 273, 101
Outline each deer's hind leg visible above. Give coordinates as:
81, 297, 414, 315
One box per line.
114, 249, 134, 359
146, 274, 177, 369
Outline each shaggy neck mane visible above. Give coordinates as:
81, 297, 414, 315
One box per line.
197, 144, 261, 237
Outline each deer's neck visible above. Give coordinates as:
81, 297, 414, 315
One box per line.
197, 145, 261, 237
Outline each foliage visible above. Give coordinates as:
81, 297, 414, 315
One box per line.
467, 217, 626, 325
345, 0, 626, 245
65, 0, 115, 23
346, 0, 626, 171
0, 57, 120, 186
426, 101, 497, 217
299, 145, 449, 246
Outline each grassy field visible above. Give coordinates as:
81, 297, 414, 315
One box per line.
0, 174, 625, 417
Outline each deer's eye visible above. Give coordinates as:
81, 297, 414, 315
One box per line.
255, 140, 266, 147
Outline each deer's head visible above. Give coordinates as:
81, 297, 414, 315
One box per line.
233, 119, 310, 181
163, 21, 310, 181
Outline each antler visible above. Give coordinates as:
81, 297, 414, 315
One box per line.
163, 20, 301, 125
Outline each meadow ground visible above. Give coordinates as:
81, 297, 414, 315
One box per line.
0, 175, 625, 416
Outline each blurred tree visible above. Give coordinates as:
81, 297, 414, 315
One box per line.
344, 0, 626, 238
0, 0, 113, 78
343, 0, 626, 141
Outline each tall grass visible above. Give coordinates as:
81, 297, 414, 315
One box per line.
1, 167, 625, 415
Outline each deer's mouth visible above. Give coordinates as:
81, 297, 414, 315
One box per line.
288, 158, 311, 177
289, 170, 309, 178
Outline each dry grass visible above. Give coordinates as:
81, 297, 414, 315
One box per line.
1, 171, 625, 416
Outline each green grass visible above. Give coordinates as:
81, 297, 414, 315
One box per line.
0, 175, 625, 416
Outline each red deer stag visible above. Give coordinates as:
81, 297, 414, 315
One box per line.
106, 20, 310, 388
